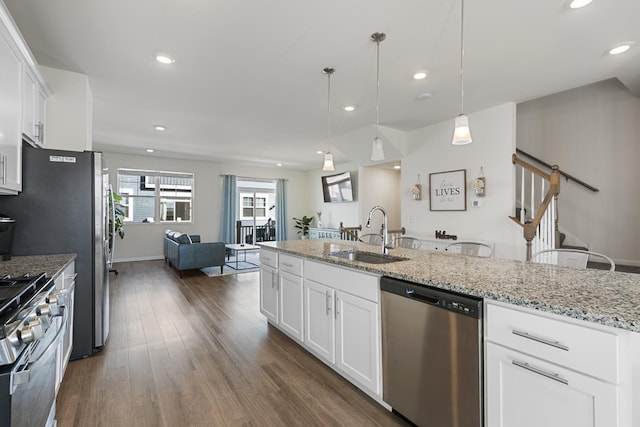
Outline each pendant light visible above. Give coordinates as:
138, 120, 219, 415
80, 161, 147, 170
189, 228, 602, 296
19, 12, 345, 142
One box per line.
322, 67, 335, 171
452, 0, 472, 145
371, 32, 386, 161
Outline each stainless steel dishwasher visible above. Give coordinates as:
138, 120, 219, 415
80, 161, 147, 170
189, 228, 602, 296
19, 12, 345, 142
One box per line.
381, 276, 483, 427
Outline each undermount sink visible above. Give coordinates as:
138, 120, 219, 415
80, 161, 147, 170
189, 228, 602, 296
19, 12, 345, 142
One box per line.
325, 250, 408, 264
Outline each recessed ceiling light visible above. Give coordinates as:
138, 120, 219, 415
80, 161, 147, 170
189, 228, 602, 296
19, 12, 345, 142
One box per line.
343, 105, 355, 112
393, 165, 401, 170
568, 0, 592, 9
155, 53, 175, 64
609, 43, 632, 55
316, 150, 324, 155
276, 163, 283, 167
417, 92, 433, 101
146, 148, 155, 153
154, 125, 166, 131
413, 71, 428, 80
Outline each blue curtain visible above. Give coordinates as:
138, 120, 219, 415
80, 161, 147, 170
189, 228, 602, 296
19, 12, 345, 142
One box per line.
219, 175, 237, 243
276, 178, 287, 241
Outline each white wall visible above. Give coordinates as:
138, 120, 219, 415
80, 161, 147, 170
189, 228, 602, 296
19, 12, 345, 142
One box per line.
42, 66, 92, 152
359, 166, 401, 233
104, 151, 309, 262
517, 79, 640, 265
402, 103, 523, 260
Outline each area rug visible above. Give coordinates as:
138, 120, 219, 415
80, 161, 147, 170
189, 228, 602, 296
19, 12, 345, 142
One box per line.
201, 251, 261, 277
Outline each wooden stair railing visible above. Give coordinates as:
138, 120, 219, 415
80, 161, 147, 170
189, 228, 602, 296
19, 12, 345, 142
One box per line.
511, 154, 561, 261
339, 222, 362, 241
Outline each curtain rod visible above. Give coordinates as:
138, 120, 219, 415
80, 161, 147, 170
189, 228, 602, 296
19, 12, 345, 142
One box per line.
220, 174, 288, 181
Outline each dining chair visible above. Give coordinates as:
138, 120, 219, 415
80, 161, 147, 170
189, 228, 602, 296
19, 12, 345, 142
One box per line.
445, 241, 493, 257
359, 233, 383, 245
531, 248, 616, 271
394, 236, 421, 249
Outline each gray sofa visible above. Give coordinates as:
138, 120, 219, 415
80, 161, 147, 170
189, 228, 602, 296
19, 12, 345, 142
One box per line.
164, 229, 226, 277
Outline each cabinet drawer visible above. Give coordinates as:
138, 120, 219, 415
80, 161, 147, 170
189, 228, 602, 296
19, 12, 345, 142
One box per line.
260, 249, 278, 268
279, 254, 302, 276
486, 303, 620, 383
304, 260, 379, 302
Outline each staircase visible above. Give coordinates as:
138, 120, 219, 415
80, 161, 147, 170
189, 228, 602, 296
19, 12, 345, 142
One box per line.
510, 154, 561, 261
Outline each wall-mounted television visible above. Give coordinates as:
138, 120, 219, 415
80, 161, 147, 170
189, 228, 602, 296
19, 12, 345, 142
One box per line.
321, 171, 354, 203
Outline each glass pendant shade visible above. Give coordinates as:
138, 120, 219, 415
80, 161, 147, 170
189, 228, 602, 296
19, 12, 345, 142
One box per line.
452, 115, 472, 145
323, 152, 335, 171
371, 136, 385, 161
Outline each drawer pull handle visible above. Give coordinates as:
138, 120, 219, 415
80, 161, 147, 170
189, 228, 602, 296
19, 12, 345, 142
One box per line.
282, 262, 293, 268
512, 360, 569, 386
512, 329, 569, 351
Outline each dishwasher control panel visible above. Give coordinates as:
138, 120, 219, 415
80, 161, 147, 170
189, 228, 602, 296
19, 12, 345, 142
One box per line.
447, 300, 479, 316
381, 276, 482, 319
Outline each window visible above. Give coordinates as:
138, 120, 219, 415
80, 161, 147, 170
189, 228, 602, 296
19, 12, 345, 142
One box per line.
240, 193, 268, 220
117, 169, 194, 223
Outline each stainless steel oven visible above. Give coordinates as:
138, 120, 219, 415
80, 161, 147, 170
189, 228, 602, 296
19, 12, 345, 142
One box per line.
10, 313, 62, 427
0, 272, 69, 427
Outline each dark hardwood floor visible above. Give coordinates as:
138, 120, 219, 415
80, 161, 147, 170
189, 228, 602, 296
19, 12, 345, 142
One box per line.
56, 260, 409, 427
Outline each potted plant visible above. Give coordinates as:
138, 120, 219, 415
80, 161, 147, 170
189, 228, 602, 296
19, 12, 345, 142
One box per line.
293, 215, 314, 239
108, 191, 126, 242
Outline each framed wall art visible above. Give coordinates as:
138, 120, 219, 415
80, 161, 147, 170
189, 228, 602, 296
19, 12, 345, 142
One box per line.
429, 169, 466, 211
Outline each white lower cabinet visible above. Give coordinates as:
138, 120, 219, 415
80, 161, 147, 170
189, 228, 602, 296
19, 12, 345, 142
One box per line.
303, 260, 381, 398
335, 290, 379, 394
278, 270, 303, 342
485, 301, 630, 427
259, 263, 278, 324
486, 342, 619, 427
304, 279, 334, 363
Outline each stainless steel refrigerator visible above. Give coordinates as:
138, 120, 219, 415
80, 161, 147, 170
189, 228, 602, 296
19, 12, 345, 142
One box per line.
0, 143, 110, 359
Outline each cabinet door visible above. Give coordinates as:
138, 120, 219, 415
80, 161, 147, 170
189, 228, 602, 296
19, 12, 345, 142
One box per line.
335, 290, 380, 395
278, 270, 303, 342
0, 28, 22, 193
22, 69, 37, 143
486, 342, 620, 427
259, 265, 278, 323
36, 87, 46, 145
303, 279, 334, 363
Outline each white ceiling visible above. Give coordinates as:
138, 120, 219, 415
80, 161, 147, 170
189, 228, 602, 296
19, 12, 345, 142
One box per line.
5, 0, 640, 170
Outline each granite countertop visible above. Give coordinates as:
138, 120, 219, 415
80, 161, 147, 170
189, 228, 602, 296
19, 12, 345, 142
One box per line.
260, 240, 640, 333
0, 253, 77, 280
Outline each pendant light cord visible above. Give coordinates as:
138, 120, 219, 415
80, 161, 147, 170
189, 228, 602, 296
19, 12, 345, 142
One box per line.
459, 0, 465, 114
328, 71, 331, 143
375, 37, 380, 137
323, 67, 335, 152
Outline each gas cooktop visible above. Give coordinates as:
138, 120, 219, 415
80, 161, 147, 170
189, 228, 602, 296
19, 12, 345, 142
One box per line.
0, 273, 48, 334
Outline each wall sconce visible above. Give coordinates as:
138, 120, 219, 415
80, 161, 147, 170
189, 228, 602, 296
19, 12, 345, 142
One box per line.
411, 174, 422, 200
471, 167, 485, 196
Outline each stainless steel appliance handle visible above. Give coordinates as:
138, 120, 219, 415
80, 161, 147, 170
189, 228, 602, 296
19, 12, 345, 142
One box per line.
512, 329, 569, 351
512, 359, 569, 385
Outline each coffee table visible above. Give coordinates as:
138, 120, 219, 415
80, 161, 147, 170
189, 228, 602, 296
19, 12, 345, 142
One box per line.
225, 243, 261, 270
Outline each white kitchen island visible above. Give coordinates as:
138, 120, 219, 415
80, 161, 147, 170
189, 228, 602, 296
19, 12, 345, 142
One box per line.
258, 239, 640, 427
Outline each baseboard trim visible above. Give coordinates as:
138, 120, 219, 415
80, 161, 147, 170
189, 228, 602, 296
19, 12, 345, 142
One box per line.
113, 256, 164, 263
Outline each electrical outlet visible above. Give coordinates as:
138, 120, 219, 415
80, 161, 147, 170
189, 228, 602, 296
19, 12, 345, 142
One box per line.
408, 216, 417, 223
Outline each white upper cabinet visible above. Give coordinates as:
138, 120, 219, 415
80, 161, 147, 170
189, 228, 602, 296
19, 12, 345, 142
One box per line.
22, 67, 48, 146
0, 2, 51, 194
0, 20, 22, 194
